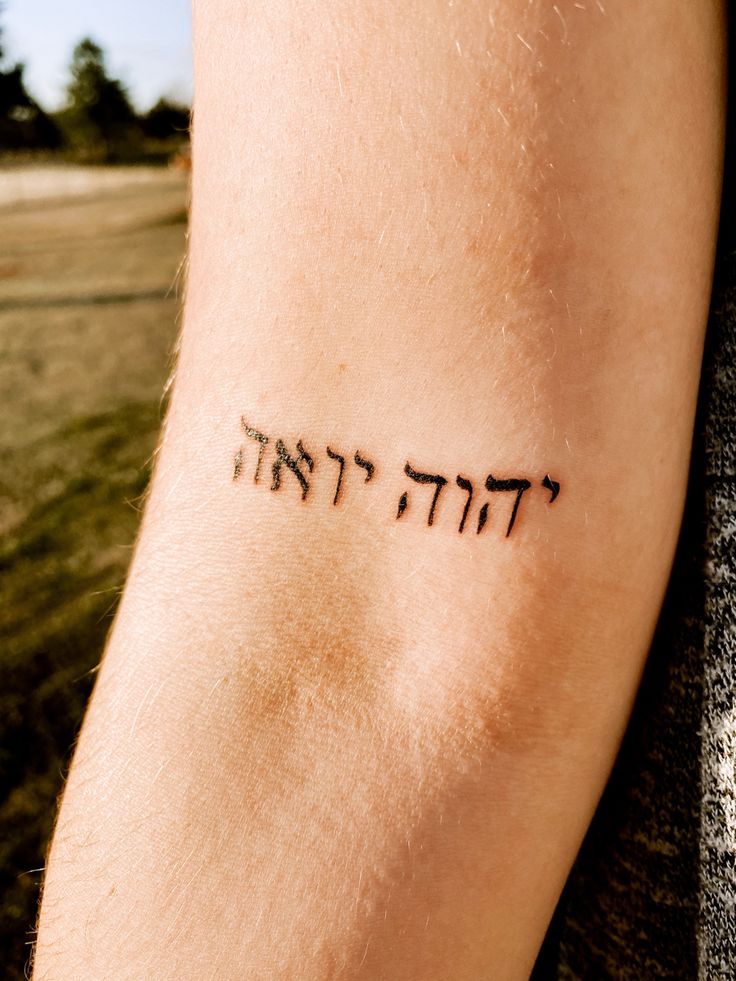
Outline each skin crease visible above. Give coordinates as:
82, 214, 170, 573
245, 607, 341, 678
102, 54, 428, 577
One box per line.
34, 2, 724, 979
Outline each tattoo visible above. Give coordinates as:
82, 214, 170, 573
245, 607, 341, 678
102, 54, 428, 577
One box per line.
455, 475, 473, 534
233, 447, 243, 481
354, 452, 375, 483
477, 501, 490, 535
326, 447, 346, 506
271, 439, 314, 500
542, 473, 560, 503
402, 463, 447, 527
484, 475, 532, 538
235, 419, 269, 483
232, 415, 561, 538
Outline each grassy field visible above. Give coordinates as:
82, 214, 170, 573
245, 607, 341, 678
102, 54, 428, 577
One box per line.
0, 166, 188, 976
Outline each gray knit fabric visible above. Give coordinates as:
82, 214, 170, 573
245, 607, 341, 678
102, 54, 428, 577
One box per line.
531, 189, 736, 981
700, 267, 736, 978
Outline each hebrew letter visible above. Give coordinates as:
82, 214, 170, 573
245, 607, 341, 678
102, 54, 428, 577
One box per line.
403, 463, 448, 527
326, 447, 346, 505
233, 447, 244, 481
542, 474, 560, 503
477, 502, 489, 535
354, 452, 375, 482
485, 474, 532, 537
239, 418, 269, 483
396, 492, 408, 520
271, 439, 314, 500
456, 476, 473, 534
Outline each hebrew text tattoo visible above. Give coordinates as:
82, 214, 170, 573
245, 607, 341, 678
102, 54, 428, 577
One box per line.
232, 415, 561, 539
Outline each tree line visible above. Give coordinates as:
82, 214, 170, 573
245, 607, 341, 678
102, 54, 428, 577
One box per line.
0, 25, 190, 161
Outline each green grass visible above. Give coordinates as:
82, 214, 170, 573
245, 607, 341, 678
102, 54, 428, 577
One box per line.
0, 172, 187, 977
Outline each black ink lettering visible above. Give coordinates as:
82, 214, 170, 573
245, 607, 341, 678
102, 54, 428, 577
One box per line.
326, 447, 346, 505
485, 474, 532, 537
542, 474, 560, 504
240, 418, 269, 483
404, 463, 448, 527
271, 439, 315, 500
233, 447, 243, 481
354, 452, 375, 482
234, 413, 562, 540
456, 476, 473, 534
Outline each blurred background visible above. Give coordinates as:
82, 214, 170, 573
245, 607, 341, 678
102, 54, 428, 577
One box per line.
0, 1, 191, 974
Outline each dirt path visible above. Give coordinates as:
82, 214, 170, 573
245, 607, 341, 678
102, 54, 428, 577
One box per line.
0, 163, 185, 208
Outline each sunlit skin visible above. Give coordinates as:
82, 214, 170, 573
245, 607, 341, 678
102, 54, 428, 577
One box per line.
35, 2, 725, 979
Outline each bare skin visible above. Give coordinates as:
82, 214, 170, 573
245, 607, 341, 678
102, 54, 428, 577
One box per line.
34, 2, 725, 979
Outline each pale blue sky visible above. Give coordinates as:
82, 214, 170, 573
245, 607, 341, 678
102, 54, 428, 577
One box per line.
3, 0, 193, 111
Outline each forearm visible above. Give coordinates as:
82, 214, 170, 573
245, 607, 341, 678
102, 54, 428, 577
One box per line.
35, 2, 724, 978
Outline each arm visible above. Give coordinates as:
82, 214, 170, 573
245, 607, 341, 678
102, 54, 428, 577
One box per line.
34, 2, 725, 978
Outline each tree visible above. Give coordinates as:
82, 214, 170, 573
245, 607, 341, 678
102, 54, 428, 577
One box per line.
0, 5, 61, 151
60, 38, 140, 160
140, 97, 190, 142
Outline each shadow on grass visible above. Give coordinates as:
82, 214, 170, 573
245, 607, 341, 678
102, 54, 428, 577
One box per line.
0, 289, 172, 313
0, 399, 163, 977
